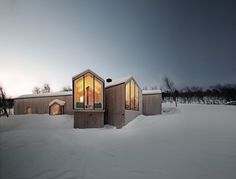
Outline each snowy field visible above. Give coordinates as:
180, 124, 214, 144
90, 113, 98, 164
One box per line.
0, 104, 236, 179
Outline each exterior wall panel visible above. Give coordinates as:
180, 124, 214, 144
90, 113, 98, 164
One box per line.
14, 95, 73, 115
74, 111, 104, 128
105, 84, 125, 128
142, 94, 162, 115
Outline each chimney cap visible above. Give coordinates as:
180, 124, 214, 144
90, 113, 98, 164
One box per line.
106, 78, 112, 83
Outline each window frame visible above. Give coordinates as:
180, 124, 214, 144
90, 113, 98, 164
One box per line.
73, 73, 104, 110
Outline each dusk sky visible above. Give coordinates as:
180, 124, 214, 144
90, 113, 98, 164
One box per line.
0, 0, 235, 97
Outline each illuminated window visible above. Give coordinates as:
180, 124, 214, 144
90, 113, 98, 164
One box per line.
74, 77, 84, 109
135, 84, 139, 110
73, 73, 104, 110
125, 79, 139, 110
26, 107, 32, 114
50, 103, 62, 115
95, 78, 103, 109
84, 73, 94, 109
131, 80, 135, 109
125, 81, 130, 109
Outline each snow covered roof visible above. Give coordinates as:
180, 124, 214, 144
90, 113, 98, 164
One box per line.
49, 99, 66, 106
105, 76, 133, 88
72, 69, 104, 82
142, 90, 162, 94
15, 91, 72, 99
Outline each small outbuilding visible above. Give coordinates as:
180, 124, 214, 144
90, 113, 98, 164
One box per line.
72, 69, 105, 128
105, 76, 142, 128
142, 90, 162, 115
49, 99, 65, 115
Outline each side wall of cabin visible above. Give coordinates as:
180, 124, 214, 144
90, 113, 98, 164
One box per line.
142, 94, 162, 115
105, 84, 125, 128
14, 95, 73, 115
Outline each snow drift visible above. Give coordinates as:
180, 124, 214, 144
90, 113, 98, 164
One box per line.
0, 104, 236, 179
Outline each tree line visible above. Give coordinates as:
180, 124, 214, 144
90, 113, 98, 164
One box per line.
0, 86, 14, 117
162, 83, 236, 105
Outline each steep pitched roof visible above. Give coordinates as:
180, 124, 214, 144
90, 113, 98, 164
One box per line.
49, 99, 66, 106
72, 69, 104, 82
105, 76, 133, 88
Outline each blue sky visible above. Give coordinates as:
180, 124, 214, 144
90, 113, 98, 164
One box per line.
0, 0, 235, 97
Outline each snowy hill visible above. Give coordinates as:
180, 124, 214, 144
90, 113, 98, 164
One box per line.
0, 104, 236, 179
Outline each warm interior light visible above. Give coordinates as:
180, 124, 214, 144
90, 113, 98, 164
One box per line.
80, 96, 83, 102
73, 72, 103, 110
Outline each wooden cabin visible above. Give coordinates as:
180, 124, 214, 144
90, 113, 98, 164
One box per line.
14, 69, 163, 129
72, 69, 105, 128
105, 76, 142, 128
14, 92, 73, 115
142, 90, 162, 115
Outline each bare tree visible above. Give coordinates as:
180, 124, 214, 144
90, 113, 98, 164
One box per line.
142, 86, 148, 90
32, 86, 41, 94
0, 86, 9, 117
62, 85, 72, 92
42, 83, 51, 93
163, 76, 177, 107
151, 86, 158, 90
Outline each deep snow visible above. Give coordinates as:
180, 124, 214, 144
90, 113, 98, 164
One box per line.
0, 104, 236, 179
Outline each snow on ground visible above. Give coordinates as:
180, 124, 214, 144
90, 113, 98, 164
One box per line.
0, 104, 236, 179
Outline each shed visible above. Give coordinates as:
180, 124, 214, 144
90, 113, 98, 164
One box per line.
72, 69, 105, 128
142, 90, 162, 115
105, 76, 142, 128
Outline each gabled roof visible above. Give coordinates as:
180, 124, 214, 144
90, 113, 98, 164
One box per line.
105, 76, 141, 89
72, 69, 104, 82
142, 90, 162, 94
15, 91, 72, 99
49, 99, 66, 106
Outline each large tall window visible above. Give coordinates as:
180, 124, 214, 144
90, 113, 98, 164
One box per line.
74, 73, 104, 110
95, 78, 103, 109
125, 79, 139, 110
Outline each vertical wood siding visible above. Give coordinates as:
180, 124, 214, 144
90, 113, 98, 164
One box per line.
142, 94, 162, 115
105, 84, 125, 128
14, 95, 73, 115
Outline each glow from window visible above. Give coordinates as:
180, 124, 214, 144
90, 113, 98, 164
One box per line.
125, 79, 139, 110
73, 73, 104, 110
